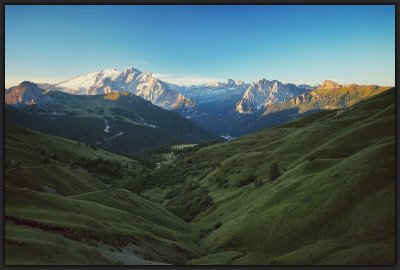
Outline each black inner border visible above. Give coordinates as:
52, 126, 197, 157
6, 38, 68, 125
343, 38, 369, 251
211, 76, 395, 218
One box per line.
0, 2, 398, 270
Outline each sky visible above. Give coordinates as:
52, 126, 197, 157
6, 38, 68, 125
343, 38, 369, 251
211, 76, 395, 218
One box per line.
5, 5, 395, 87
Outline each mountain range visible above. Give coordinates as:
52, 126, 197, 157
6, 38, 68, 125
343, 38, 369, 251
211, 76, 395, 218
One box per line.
5, 67, 392, 138
40, 67, 195, 111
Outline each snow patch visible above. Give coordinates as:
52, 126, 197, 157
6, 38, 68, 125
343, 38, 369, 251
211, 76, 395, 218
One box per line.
144, 123, 157, 128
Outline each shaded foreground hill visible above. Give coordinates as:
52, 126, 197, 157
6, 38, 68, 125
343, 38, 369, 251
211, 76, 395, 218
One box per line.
5, 126, 203, 265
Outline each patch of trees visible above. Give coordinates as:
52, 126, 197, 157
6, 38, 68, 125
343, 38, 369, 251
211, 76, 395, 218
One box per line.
85, 143, 98, 150
42, 157, 50, 164
40, 149, 51, 164
124, 157, 205, 194
73, 157, 123, 178
165, 181, 213, 222
172, 141, 220, 155
199, 221, 222, 238
127, 153, 158, 169
5, 214, 140, 248
128, 145, 172, 169
217, 177, 229, 188
6, 215, 73, 235
123, 172, 154, 193
254, 178, 263, 188
269, 162, 281, 182
237, 175, 256, 187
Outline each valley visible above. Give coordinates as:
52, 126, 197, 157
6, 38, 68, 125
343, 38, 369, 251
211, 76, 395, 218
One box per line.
5, 84, 218, 154
5, 88, 395, 265
4, 4, 395, 266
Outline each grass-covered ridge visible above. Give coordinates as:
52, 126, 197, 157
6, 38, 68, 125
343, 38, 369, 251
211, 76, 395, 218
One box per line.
5, 90, 218, 154
144, 88, 395, 265
5, 126, 203, 265
263, 84, 390, 115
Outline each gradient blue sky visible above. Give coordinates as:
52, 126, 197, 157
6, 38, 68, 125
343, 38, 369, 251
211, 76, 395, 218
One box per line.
5, 5, 395, 87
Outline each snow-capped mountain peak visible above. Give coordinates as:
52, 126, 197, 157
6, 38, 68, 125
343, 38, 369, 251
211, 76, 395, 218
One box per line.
235, 79, 310, 114
52, 67, 195, 110
101, 67, 120, 78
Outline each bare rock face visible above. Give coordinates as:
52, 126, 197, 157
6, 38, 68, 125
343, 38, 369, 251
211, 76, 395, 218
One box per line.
319, 80, 342, 89
5, 81, 52, 107
235, 79, 309, 114
53, 67, 195, 111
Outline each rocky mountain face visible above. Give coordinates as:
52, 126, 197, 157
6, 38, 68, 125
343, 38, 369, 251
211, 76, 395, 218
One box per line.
5, 81, 53, 107
49, 68, 195, 111
262, 82, 391, 116
170, 78, 390, 137
319, 79, 342, 89
235, 79, 310, 114
6, 72, 391, 140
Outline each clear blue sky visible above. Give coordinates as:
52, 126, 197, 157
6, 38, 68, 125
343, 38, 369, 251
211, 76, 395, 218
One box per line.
5, 5, 395, 87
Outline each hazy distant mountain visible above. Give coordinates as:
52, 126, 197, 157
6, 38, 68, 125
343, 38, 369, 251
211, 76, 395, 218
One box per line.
7, 72, 391, 139
170, 79, 249, 105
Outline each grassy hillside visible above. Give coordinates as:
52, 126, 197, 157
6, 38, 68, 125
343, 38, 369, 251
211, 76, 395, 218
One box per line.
5, 125, 143, 194
141, 88, 395, 265
5, 88, 395, 265
263, 84, 390, 116
5, 91, 218, 154
5, 126, 203, 265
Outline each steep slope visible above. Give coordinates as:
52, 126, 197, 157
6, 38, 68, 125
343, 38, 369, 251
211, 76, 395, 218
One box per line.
262, 81, 390, 116
236, 79, 310, 114
5, 125, 142, 194
139, 88, 395, 264
5, 125, 203, 265
51, 67, 195, 110
5, 90, 218, 154
5, 81, 53, 107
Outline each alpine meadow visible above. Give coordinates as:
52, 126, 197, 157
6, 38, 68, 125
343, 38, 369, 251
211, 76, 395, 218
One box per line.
4, 4, 396, 266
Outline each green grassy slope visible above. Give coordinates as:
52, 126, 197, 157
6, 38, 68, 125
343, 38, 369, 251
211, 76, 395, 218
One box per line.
5, 91, 218, 154
5, 187, 202, 265
5, 125, 141, 194
5, 126, 203, 265
6, 223, 112, 265
144, 88, 395, 265
5, 88, 395, 265
263, 85, 390, 115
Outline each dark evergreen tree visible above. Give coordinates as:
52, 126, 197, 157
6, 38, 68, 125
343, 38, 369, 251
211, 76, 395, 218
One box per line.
269, 162, 280, 182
